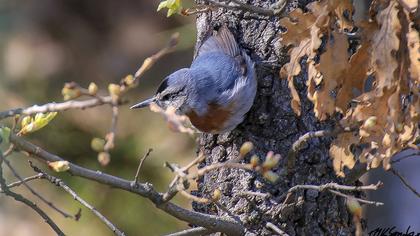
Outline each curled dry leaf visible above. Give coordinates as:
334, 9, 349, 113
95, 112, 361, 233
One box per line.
399, 0, 418, 12
280, 0, 354, 117
313, 32, 349, 120
279, 9, 316, 46
406, 23, 420, 84
281, 0, 418, 176
330, 132, 358, 177
370, 1, 401, 95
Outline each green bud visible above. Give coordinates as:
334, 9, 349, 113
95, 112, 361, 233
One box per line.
91, 138, 106, 152
240, 141, 253, 156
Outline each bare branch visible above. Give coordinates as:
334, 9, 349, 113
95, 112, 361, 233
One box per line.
286, 181, 382, 194
281, 182, 383, 207
0, 151, 64, 235
189, 162, 253, 180
162, 154, 205, 202
1, 153, 75, 219
266, 222, 289, 236
236, 191, 270, 199
281, 181, 384, 207
164, 227, 213, 236
162, 176, 181, 202
179, 189, 211, 204
103, 105, 119, 152
389, 168, 420, 198
10, 134, 245, 235
328, 190, 384, 206
182, 6, 213, 16
132, 148, 153, 187
207, 0, 288, 16
0, 173, 43, 192
287, 127, 355, 169
30, 163, 126, 236
134, 32, 180, 80
287, 129, 337, 169
182, 153, 206, 172
0, 96, 114, 120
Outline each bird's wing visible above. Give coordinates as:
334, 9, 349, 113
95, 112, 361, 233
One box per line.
197, 25, 240, 58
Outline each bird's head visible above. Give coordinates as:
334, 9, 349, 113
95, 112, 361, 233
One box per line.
130, 68, 190, 112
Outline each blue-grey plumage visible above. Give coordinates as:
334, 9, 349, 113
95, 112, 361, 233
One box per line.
131, 26, 257, 134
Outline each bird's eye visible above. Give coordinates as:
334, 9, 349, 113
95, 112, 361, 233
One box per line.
161, 93, 171, 101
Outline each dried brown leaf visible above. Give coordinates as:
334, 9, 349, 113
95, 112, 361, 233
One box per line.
313, 32, 349, 120
279, 9, 316, 46
406, 24, 420, 83
308, 0, 354, 31
399, 0, 418, 12
281, 39, 313, 116
330, 132, 358, 177
371, 1, 401, 95
335, 22, 377, 113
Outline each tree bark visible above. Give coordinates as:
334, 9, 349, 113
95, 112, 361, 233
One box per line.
193, 1, 358, 235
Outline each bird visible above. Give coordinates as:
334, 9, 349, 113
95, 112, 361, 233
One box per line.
130, 26, 257, 134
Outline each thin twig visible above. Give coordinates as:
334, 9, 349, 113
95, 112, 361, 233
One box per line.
179, 190, 211, 204
104, 105, 119, 152
182, 153, 206, 172
162, 154, 205, 202
189, 162, 253, 180
132, 148, 153, 187
2, 155, 75, 219
164, 227, 213, 236
2, 144, 14, 157
0, 151, 64, 235
0, 97, 115, 120
162, 176, 181, 202
30, 163, 126, 236
287, 129, 340, 169
207, 0, 288, 16
328, 190, 384, 206
266, 222, 289, 236
280, 182, 384, 207
134, 32, 180, 81
389, 168, 420, 198
286, 181, 382, 194
10, 134, 244, 235
182, 6, 213, 16
0, 173, 43, 192
237, 191, 270, 199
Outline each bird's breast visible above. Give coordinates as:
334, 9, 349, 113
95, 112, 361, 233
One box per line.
186, 103, 233, 133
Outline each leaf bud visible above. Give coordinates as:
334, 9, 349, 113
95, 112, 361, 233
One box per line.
88, 82, 98, 95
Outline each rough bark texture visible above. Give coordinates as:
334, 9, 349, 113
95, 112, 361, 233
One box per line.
192, 0, 358, 235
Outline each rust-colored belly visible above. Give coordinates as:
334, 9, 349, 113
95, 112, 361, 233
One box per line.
186, 103, 232, 133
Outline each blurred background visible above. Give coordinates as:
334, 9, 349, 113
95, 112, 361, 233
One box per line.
0, 1, 418, 235
0, 1, 198, 235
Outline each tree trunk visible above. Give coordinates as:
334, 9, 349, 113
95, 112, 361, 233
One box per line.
193, 1, 357, 235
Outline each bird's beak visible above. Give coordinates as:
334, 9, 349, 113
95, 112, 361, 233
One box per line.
130, 97, 156, 109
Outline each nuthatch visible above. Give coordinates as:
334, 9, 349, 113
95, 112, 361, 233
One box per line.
131, 26, 257, 134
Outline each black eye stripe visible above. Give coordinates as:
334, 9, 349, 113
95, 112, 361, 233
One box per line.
162, 93, 171, 100
156, 78, 169, 94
